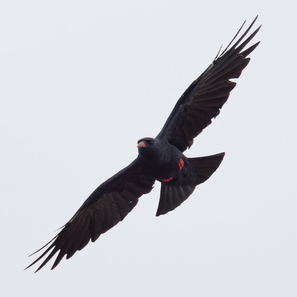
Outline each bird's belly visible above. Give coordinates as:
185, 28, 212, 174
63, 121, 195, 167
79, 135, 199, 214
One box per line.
150, 163, 176, 181
146, 159, 187, 183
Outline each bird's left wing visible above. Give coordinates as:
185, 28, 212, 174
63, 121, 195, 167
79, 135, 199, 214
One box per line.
26, 160, 155, 272
156, 17, 261, 152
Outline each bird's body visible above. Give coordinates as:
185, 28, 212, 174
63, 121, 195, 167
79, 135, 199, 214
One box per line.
137, 138, 186, 182
26, 17, 261, 272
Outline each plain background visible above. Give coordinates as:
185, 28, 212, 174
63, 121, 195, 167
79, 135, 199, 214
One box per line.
1, 1, 296, 296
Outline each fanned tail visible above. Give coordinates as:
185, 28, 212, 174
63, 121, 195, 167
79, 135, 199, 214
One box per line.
156, 153, 225, 216
190, 152, 225, 185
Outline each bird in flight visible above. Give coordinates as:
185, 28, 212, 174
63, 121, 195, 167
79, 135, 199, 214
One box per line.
26, 17, 260, 272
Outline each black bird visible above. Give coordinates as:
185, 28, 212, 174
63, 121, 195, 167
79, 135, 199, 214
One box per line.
26, 17, 261, 272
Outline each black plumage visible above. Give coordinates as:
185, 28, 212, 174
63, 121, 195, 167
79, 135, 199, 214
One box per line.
26, 17, 260, 272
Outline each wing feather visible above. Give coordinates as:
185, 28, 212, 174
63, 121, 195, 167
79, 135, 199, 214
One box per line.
26, 160, 155, 272
157, 17, 261, 151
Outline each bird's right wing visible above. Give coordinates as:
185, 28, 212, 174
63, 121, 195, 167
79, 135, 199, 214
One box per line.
157, 17, 261, 152
26, 160, 155, 272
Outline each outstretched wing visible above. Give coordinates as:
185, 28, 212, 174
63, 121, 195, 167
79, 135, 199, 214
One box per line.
156, 16, 261, 152
26, 160, 155, 272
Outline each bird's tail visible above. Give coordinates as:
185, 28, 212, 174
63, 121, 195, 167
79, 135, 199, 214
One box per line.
190, 152, 225, 186
156, 152, 225, 216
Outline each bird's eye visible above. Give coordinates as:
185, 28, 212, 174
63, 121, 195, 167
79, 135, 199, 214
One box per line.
149, 140, 154, 145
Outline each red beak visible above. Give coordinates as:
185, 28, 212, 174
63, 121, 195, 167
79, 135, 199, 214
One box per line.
137, 141, 146, 148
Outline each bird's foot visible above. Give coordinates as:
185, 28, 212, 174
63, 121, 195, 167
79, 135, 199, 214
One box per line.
178, 159, 184, 170
161, 177, 173, 182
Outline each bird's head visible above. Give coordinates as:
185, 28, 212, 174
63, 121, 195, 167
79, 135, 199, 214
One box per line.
137, 137, 160, 160
137, 137, 155, 149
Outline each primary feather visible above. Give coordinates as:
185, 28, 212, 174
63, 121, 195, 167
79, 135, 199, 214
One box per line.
157, 17, 260, 151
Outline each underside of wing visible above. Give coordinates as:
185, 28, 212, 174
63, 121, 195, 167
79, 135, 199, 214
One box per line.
26, 160, 155, 272
157, 16, 261, 152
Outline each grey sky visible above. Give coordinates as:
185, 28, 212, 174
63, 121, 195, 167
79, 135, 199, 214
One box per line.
1, 1, 296, 296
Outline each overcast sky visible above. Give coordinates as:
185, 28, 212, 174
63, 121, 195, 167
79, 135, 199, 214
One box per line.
1, 1, 296, 296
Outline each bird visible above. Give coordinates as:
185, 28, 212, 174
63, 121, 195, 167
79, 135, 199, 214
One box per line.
26, 17, 261, 272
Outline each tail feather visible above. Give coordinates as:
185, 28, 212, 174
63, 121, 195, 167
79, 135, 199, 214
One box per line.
190, 152, 225, 185
156, 152, 225, 216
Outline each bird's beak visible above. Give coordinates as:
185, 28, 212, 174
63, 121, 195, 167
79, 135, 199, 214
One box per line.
137, 141, 146, 148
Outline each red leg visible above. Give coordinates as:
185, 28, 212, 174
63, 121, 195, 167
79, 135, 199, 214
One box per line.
161, 177, 173, 182
178, 159, 184, 170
